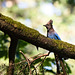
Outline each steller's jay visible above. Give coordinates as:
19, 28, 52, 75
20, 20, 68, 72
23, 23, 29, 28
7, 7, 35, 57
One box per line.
43, 20, 61, 40
43, 20, 66, 74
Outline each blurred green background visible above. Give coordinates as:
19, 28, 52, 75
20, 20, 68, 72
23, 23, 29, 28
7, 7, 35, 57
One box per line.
0, 0, 75, 75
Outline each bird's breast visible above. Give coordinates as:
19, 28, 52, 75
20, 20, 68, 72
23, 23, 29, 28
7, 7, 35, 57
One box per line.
48, 33, 54, 39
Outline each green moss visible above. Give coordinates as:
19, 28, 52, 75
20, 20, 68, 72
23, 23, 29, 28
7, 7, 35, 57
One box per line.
53, 39, 75, 52
0, 13, 40, 38
0, 13, 26, 29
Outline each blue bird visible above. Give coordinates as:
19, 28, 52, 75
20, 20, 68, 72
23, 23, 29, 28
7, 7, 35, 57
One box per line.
43, 20, 61, 40
43, 20, 66, 74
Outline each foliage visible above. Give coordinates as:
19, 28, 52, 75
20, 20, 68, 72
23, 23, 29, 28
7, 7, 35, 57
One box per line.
67, 0, 75, 6
14, 53, 71, 75
0, 32, 9, 59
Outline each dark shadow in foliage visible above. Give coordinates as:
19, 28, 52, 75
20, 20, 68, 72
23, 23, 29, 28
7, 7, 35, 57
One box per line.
39, 58, 71, 75
63, 60, 72, 74
15, 40, 28, 62
0, 31, 9, 59
39, 58, 55, 74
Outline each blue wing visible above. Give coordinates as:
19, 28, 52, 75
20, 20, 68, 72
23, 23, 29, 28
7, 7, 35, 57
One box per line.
48, 32, 61, 40
54, 33, 61, 40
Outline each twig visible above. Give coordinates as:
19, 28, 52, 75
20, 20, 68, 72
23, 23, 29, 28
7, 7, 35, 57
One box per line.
19, 51, 31, 75
12, 60, 26, 66
31, 51, 50, 62
31, 53, 42, 58
63, 60, 69, 75
19, 51, 50, 75
60, 58, 67, 75
32, 64, 38, 75
54, 53, 60, 74
17, 64, 28, 75
32, 51, 50, 73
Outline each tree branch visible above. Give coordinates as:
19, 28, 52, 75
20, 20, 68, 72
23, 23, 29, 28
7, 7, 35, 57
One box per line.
0, 13, 75, 59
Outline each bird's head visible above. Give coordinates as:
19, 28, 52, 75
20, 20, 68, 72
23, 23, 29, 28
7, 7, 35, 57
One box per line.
43, 19, 53, 30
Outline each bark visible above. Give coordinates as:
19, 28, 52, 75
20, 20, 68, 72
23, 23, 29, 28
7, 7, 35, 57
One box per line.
0, 13, 75, 59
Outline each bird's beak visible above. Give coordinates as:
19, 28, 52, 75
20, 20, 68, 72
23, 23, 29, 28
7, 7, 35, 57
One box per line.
43, 25, 46, 27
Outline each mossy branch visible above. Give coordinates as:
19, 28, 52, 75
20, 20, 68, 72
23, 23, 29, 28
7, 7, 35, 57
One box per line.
0, 13, 75, 59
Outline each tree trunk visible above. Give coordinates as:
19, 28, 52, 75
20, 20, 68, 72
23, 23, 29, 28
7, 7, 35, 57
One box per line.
7, 37, 18, 75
